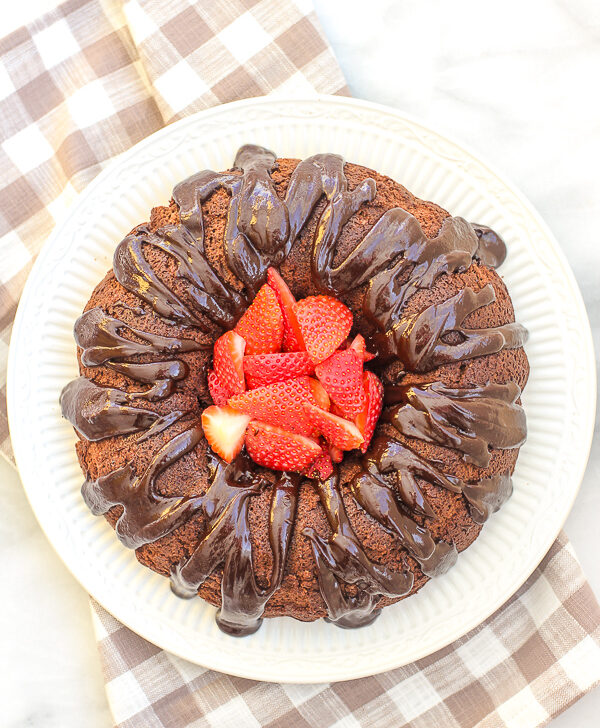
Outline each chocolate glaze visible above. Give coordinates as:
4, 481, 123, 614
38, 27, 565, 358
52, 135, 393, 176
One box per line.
306, 206, 527, 364
75, 307, 205, 367
82, 423, 204, 549
60, 376, 183, 442
388, 284, 529, 370
171, 455, 300, 636
303, 469, 413, 628
173, 144, 289, 298
386, 381, 527, 468
472, 223, 507, 267
113, 223, 247, 330
61, 145, 528, 634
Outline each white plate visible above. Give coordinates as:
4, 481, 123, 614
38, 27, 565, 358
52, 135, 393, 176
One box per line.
7, 95, 596, 683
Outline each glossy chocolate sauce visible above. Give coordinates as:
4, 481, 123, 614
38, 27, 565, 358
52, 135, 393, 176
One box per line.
171, 455, 300, 636
303, 469, 413, 628
61, 145, 528, 634
385, 381, 527, 468
82, 423, 204, 549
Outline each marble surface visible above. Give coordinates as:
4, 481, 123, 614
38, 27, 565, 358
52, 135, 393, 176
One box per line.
1, 0, 599, 725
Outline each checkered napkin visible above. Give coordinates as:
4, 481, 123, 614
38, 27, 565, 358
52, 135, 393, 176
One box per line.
1, 2, 599, 727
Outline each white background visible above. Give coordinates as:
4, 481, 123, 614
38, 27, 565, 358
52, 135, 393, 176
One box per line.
1, 0, 599, 726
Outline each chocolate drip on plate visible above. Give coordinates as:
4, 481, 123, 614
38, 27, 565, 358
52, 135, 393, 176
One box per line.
386, 381, 527, 468
171, 455, 300, 636
82, 423, 204, 549
303, 469, 413, 629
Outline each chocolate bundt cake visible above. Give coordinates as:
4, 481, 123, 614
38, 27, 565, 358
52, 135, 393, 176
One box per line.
60, 145, 528, 636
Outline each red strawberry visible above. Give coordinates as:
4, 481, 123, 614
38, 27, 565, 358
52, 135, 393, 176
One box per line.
293, 295, 353, 364
213, 331, 246, 396
228, 377, 318, 436
235, 284, 283, 354
348, 334, 376, 362
207, 369, 230, 406
303, 402, 364, 451
329, 444, 344, 463
306, 444, 334, 480
308, 378, 330, 411
356, 371, 383, 453
243, 351, 314, 388
315, 348, 365, 418
245, 421, 321, 473
267, 268, 305, 352
202, 405, 250, 463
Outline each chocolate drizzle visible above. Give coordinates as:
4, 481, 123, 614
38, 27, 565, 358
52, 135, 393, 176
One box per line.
60, 376, 183, 441
307, 207, 527, 365
386, 381, 527, 468
61, 144, 528, 635
82, 423, 203, 549
389, 285, 528, 370
171, 455, 300, 636
303, 469, 413, 628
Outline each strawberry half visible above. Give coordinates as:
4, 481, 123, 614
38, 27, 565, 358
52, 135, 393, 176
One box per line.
348, 334, 376, 362
244, 351, 314, 388
267, 268, 305, 352
235, 283, 283, 354
202, 405, 250, 463
207, 369, 230, 406
356, 371, 383, 453
213, 330, 246, 397
245, 421, 321, 473
293, 295, 353, 364
303, 402, 364, 451
315, 348, 365, 418
228, 376, 318, 436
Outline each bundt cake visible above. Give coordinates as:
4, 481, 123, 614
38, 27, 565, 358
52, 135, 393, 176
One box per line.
60, 145, 529, 636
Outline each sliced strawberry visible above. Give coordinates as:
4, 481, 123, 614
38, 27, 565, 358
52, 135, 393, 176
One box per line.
207, 369, 230, 406
245, 421, 321, 473
267, 268, 305, 352
308, 378, 330, 411
329, 444, 344, 463
315, 348, 365, 418
303, 402, 364, 451
202, 405, 250, 463
213, 331, 246, 396
228, 376, 318, 436
235, 284, 283, 354
356, 371, 383, 453
305, 444, 334, 480
348, 334, 376, 362
293, 295, 353, 364
243, 351, 314, 388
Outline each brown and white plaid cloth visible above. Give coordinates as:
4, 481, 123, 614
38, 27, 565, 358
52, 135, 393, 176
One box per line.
1, 1, 599, 726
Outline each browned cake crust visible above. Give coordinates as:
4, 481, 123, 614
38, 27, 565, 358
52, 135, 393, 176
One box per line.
72, 157, 529, 623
